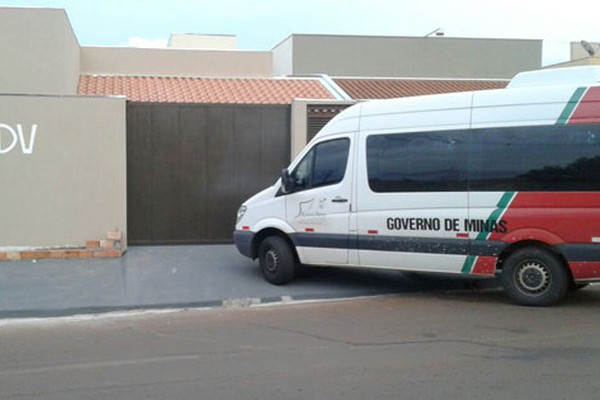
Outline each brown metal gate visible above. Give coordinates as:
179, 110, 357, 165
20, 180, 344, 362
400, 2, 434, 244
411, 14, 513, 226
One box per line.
127, 103, 290, 244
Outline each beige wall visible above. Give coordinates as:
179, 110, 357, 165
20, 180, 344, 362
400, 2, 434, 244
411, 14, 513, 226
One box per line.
0, 95, 127, 249
275, 35, 542, 79
0, 7, 80, 95
81, 46, 273, 78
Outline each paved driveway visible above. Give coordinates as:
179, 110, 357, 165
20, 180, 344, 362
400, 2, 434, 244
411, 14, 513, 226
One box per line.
0, 244, 496, 318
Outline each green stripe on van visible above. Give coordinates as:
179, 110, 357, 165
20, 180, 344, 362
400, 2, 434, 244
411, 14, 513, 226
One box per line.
461, 191, 516, 274
475, 191, 515, 241
461, 255, 476, 274
557, 87, 586, 125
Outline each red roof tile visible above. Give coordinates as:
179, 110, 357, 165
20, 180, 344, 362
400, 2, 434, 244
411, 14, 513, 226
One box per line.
78, 75, 336, 104
334, 78, 508, 100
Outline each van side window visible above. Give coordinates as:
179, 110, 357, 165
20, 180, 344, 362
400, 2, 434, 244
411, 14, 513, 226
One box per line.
290, 138, 350, 192
469, 125, 600, 191
367, 132, 468, 192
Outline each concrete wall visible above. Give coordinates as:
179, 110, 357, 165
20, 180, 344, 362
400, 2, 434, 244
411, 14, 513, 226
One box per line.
275, 35, 542, 79
0, 7, 80, 95
272, 35, 294, 78
0, 95, 127, 250
81, 47, 273, 78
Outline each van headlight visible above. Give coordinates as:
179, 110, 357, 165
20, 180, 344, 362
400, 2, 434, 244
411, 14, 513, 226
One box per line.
236, 205, 247, 224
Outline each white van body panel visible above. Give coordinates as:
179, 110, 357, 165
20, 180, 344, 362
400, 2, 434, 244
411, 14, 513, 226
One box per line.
507, 66, 600, 88
359, 251, 469, 274
251, 217, 295, 235
359, 92, 473, 134
471, 86, 582, 128
314, 105, 362, 139
239, 185, 286, 227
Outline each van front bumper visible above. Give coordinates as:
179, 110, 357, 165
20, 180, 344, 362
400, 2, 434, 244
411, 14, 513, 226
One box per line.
233, 230, 255, 259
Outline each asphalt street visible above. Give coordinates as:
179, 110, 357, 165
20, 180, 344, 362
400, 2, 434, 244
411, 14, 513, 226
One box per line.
0, 290, 599, 400
0, 245, 497, 318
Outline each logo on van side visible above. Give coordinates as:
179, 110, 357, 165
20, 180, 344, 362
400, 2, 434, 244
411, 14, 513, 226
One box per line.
296, 198, 327, 218
0, 123, 38, 155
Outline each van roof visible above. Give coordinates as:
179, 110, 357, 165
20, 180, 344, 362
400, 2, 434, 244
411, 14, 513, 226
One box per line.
313, 66, 600, 141
507, 66, 600, 89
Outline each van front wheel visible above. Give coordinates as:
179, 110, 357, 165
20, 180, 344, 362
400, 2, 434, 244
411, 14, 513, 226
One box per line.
500, 247, 569, 307
258, 236, 296, 285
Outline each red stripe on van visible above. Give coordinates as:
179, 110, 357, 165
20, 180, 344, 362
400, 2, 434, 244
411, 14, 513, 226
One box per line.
488, 192, 600, 244
569, 87, 600, 124
569, 261, 600, 280
471, 256, 497, 276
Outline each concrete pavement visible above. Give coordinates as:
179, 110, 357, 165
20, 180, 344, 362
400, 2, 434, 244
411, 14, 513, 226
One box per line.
0, 245, 496, 319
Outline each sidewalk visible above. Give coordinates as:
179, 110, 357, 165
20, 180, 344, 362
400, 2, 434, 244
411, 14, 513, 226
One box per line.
0, 245, 495, 319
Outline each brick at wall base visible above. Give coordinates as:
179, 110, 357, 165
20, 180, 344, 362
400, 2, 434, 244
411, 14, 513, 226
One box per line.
93, 249, 123, 258
21, 251, 51, 260
0, 232, 126, 262
106, 231, 123, 241
0, 249, 125, 261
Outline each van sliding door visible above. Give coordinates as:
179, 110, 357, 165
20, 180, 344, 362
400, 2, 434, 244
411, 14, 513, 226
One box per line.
356, 130, 471, 273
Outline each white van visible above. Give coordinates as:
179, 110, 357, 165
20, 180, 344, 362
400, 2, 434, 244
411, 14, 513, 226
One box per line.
234, 66, 600, 306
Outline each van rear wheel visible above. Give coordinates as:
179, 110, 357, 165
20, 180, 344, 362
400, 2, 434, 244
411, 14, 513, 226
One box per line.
258, 236, 296, 285
500, 247, 569, 307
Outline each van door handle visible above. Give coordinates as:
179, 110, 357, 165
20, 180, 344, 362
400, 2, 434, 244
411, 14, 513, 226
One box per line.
331, 197, 348, 203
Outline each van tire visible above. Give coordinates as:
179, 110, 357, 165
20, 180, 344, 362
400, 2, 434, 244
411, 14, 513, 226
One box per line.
258, 236, 296, 285
500, 247, 569, 307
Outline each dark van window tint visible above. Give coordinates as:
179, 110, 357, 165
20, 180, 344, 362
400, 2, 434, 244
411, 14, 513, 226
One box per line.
367, 131, 468, 192
291, 138, 350, 192
469, 125, 600, 191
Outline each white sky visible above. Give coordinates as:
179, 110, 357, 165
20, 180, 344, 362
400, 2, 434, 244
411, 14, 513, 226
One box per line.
3, 0, 600, 66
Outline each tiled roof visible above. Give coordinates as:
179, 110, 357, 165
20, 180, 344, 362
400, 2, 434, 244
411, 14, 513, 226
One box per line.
78, 75, 336, 104
334, 78, 508, 100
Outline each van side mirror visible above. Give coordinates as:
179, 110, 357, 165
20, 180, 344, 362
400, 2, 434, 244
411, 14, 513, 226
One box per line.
280, 168, 294, 193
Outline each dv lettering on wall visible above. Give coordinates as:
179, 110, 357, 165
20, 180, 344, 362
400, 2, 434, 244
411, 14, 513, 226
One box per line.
0, 123, 38, 155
